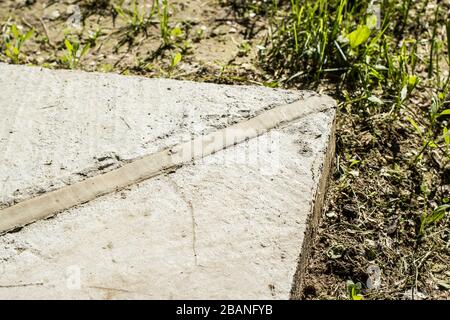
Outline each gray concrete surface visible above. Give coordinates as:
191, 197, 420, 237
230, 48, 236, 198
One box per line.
0, 63, 335, 299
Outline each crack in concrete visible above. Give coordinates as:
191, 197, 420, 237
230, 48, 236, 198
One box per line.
87, 285, 133, 294
119, 116, 131, 130
0, 282, 44, 288
87, 285, 155, 299
166, 176, 198, 266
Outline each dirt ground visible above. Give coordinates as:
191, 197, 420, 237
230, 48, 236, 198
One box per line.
0, 0, 265, 82
0, 0, 449, 300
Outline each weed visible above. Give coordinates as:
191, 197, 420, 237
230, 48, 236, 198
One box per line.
158, 0, 171, 47
237, 41, 251, 57
114, 0, 156, 35
419, 204, 450, 237
60, 38, 90, 69
168, 51, 182, 74
346, 280, 364, 300
1, 23, 34, 64
113, 0, 157, 47
87, 28, 103, 48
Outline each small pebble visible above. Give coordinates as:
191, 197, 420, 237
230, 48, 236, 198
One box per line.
49, 10, 61, 21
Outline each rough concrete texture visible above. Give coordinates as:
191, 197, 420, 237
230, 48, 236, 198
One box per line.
0, 63, 304, 208
0, 63, 335, 299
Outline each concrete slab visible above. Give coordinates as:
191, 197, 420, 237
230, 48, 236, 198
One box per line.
0, 63, 335, 299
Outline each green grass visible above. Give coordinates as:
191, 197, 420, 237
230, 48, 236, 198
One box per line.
61, 37, 91, 69
113, 0, 158, 48
256, 0, 450, 299
1, 22, 34, 64
262, 0, 449, 183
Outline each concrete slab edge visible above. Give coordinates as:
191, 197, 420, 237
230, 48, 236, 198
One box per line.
290, 113, 336, 299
